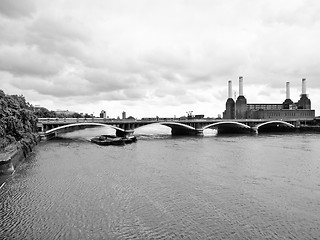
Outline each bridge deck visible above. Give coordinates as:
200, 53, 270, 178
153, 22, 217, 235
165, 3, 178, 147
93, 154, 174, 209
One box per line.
37, 117, 312, 125
36, 117, 313, 137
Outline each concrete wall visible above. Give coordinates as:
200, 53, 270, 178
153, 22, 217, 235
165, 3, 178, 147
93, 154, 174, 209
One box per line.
0, 135, 40, 175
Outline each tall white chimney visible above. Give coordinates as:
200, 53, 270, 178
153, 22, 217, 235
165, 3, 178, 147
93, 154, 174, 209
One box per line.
228, 80, 233, 99
286, 82, 290, 99
302, 78, 307, 95
239, 76, 243, 96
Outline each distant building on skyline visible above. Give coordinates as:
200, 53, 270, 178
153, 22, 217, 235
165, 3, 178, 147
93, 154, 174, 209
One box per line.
100, 110, 106, 118
223, 77, 315, 120
55, 110, 76, 116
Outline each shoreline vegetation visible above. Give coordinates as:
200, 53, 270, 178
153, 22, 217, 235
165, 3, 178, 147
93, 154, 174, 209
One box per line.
0, 89, 39, 174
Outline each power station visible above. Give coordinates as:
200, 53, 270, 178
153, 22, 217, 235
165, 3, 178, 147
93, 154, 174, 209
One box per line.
223, 77, 315, 120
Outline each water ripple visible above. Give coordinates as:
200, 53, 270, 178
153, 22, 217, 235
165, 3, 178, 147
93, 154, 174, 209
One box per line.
1, 133, 320, 239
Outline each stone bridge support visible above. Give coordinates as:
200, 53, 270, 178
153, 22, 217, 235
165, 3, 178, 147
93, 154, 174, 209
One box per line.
195, 123, 204, 136
116, 129, 134, 137
116, 123, 134, 137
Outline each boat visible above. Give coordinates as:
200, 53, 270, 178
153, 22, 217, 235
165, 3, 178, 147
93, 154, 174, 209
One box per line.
90, 135, 137, 146
101, 135, 137, 143
123, 136, 137, 144
90, 135, 125, 146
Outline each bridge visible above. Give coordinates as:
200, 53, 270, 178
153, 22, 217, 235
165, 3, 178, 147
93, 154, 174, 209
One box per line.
37, 117, 306, 138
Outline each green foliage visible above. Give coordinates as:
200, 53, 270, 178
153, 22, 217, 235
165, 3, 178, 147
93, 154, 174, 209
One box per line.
34, 105, 84, 119
71, 112, 82, 118
34, 107, 57, 118
0, 89, 38, 149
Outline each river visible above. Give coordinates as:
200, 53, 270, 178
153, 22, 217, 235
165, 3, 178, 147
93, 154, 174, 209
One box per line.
1, 126, 320, 239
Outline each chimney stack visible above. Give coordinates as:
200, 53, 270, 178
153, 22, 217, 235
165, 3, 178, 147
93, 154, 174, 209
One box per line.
228, 81, 233, 99
286, 82, 290, 99
297, 78, 311, 109
239, 76, 243, 96
302, 78, 307, 95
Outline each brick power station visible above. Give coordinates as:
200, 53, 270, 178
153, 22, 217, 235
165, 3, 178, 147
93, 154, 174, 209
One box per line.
223, 77, 315, 120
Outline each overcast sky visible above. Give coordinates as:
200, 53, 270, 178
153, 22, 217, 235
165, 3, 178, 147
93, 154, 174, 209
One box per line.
1, 0, 320, 118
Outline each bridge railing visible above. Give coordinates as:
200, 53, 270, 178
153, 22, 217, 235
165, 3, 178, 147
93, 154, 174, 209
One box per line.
38, 117, 117, 123
37, 117, 314, 125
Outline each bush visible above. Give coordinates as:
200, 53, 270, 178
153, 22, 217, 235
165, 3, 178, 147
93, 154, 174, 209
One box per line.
0, 89, 38, 150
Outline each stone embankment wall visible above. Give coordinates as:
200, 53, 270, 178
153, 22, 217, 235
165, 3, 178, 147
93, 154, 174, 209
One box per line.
299, 125, 320, 132
0, 134, 40, 175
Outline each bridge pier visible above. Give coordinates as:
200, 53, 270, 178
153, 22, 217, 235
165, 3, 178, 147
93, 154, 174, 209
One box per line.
44, 132, 57, 140
195, 123, 204, 136
251, 126, 258, 134
195, 129, 204, 136
116, 129, 134, 137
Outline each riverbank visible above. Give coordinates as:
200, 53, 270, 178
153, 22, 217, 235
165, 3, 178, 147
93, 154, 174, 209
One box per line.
0, 134, 40, 175
299, 125, 320, 132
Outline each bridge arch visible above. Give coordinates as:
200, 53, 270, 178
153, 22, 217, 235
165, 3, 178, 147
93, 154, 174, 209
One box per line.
255, 120, 295, 129
159, 122, 195, 130
134, 122, 195, 129
45, 123, 125, 135
203, 121, 251, 129
134, 121, 197, 135
256, 120, 295, 129
203, 121, 252, 134
159, 122, 196, 135
255, 120, 295, 133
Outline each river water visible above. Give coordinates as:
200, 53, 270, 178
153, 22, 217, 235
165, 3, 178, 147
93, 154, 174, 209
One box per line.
1, 126, 320, 239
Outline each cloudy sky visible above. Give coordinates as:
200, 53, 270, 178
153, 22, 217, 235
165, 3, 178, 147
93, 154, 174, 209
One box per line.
1, 0, 320, 118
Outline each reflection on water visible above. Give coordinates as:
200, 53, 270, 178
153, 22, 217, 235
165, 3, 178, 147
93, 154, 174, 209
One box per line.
1, 128, 320, 239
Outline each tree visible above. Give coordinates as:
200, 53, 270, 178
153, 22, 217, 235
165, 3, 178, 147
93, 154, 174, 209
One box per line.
71, 112, 82, 118
0, 89, 38, 149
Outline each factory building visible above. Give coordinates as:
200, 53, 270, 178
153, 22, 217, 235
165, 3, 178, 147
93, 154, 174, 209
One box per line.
223, 77, 315, 120
122, 111, 126, 120
100, 110, 106, 118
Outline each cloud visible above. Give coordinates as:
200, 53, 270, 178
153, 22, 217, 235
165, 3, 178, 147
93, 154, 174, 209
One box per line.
26, 14, 90, 60
0, 45, 64, 77
0, 0, 36, 19
0, 0, 320, 118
